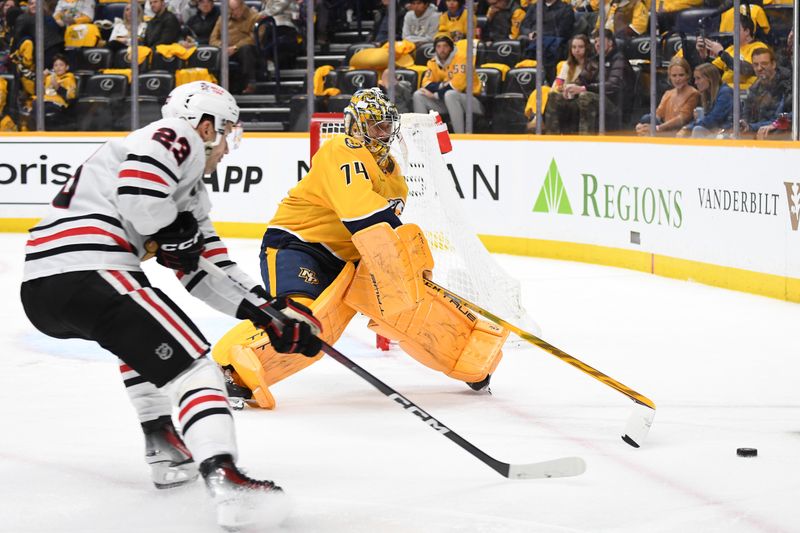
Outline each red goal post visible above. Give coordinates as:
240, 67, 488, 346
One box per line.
310, 113, 345, 162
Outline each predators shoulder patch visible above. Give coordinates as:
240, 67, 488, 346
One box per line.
344, 137, 362, 149
298, 267, 320, 285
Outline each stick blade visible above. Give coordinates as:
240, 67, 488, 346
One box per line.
507, 457, 586, 479
621, 402, 656, 448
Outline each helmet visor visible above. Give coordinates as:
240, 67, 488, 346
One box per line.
366, 118, 399, 144
226, 121, 244, 150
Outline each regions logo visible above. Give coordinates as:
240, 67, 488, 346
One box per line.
531, 158, 682, 227
785, 182, 800, 231
532, 158, 573, 214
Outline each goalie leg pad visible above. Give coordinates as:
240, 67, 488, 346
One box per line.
211, 262, 357, 409
348, 223, 434, 319
346, 222, 434, 320
354, 280, 509, 383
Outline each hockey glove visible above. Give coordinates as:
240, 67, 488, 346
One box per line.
236, 286, 323, 357
149, 212, 205, 274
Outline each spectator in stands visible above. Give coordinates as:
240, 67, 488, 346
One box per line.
635, 56, 698, 135
144, 0, 181, 46
545, 29, 633, 133
647, 0, 703, 34
592, 0, 648, 40
753, 112, 792, 140
739, 47, 792, 139
26, 52, 76, 129
676, 63, 732, 138
210, 0, 258, 94
314, 0, 361, 51
483, 0, 525, 43
544, 36, 596, 133
379, 68, 414, 113
695, 15, 768, 90
108, 3, 146, 52
186, 0, 219, 45
1, 0, 20, 74
412, 34, 481, 132
259, 0, 300, 68
402, 0, 438, 44
519, 0, 574, 80
438, 0, 474, 41
0, 65, 17, 130
12, 0, 65, 68
145, 0, 193, 24
777, 29, 792, 70
52, 0, 93, 28
527, 33, 590, 132
370, 0, 405, 44
719, 2, 769, 42
553, 33, 590, 91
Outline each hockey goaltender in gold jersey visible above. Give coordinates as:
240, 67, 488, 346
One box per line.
212, 88, 509, 409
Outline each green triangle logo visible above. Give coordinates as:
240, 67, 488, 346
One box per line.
533, 158, 573, 214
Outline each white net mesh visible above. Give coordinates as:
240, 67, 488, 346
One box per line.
311, 112, 540, 338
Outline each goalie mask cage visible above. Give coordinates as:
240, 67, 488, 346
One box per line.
309, 112, 540, 343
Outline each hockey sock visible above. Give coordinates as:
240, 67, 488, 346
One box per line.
165, 357, 238, 464
119, 358, 172, 424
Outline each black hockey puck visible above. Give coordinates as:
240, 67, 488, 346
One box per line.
736, 448, 757, 457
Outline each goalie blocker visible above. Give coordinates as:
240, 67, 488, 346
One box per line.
212, 223, 509, 408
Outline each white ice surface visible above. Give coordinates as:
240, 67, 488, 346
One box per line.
1, 233, 799, 533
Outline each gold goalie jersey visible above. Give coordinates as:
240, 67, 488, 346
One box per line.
264, 133, 408, 262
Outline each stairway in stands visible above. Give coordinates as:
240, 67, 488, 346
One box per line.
236, 19, 372, 132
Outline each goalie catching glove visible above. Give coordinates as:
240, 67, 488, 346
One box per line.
236, 286, 323, 357
149, 211, 205, 274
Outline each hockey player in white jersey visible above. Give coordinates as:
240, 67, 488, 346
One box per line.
20, 81, 321, 530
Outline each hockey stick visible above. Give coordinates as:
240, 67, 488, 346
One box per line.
422, 278, 656, 448
196, 256, 587, 480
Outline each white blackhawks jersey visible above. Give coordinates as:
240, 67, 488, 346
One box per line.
23, 117, 259, 318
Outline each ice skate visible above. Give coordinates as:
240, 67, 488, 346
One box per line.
142, 416, 199, 489
200, 454, 291, 531
466, 374, 492, 394
223, 366, 253, 411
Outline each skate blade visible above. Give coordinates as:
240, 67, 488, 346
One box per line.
150, 461, 199, 489
216, 489, 292, 531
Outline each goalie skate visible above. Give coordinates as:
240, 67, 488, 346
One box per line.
466, 374, 492, 394
142, 416, 199, 489
200, 454, 291, 531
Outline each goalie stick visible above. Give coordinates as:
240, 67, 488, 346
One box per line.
197, 256, 587, 480
422, 278, 656, 448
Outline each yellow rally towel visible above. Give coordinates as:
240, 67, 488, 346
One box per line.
525, 86, 551, 119
0, 77, 6, 113
0, 115, 18, 132
313, 65, 341, 96
11, 39, 35, 95
405, 65, 428, 88
479, 62, 510, 80
114, 46, 152, 66
100, 68, 132, 81
515, 59, 537, 68
350, 40, 416, 70
157, 43, 197, 61
65, 23, 101, 47
175, 68, 218, 86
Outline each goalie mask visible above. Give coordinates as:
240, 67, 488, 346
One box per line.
162, 81, 243, 154
343, 88, 400, 166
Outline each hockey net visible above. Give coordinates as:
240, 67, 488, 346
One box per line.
309, 112, 540, 343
